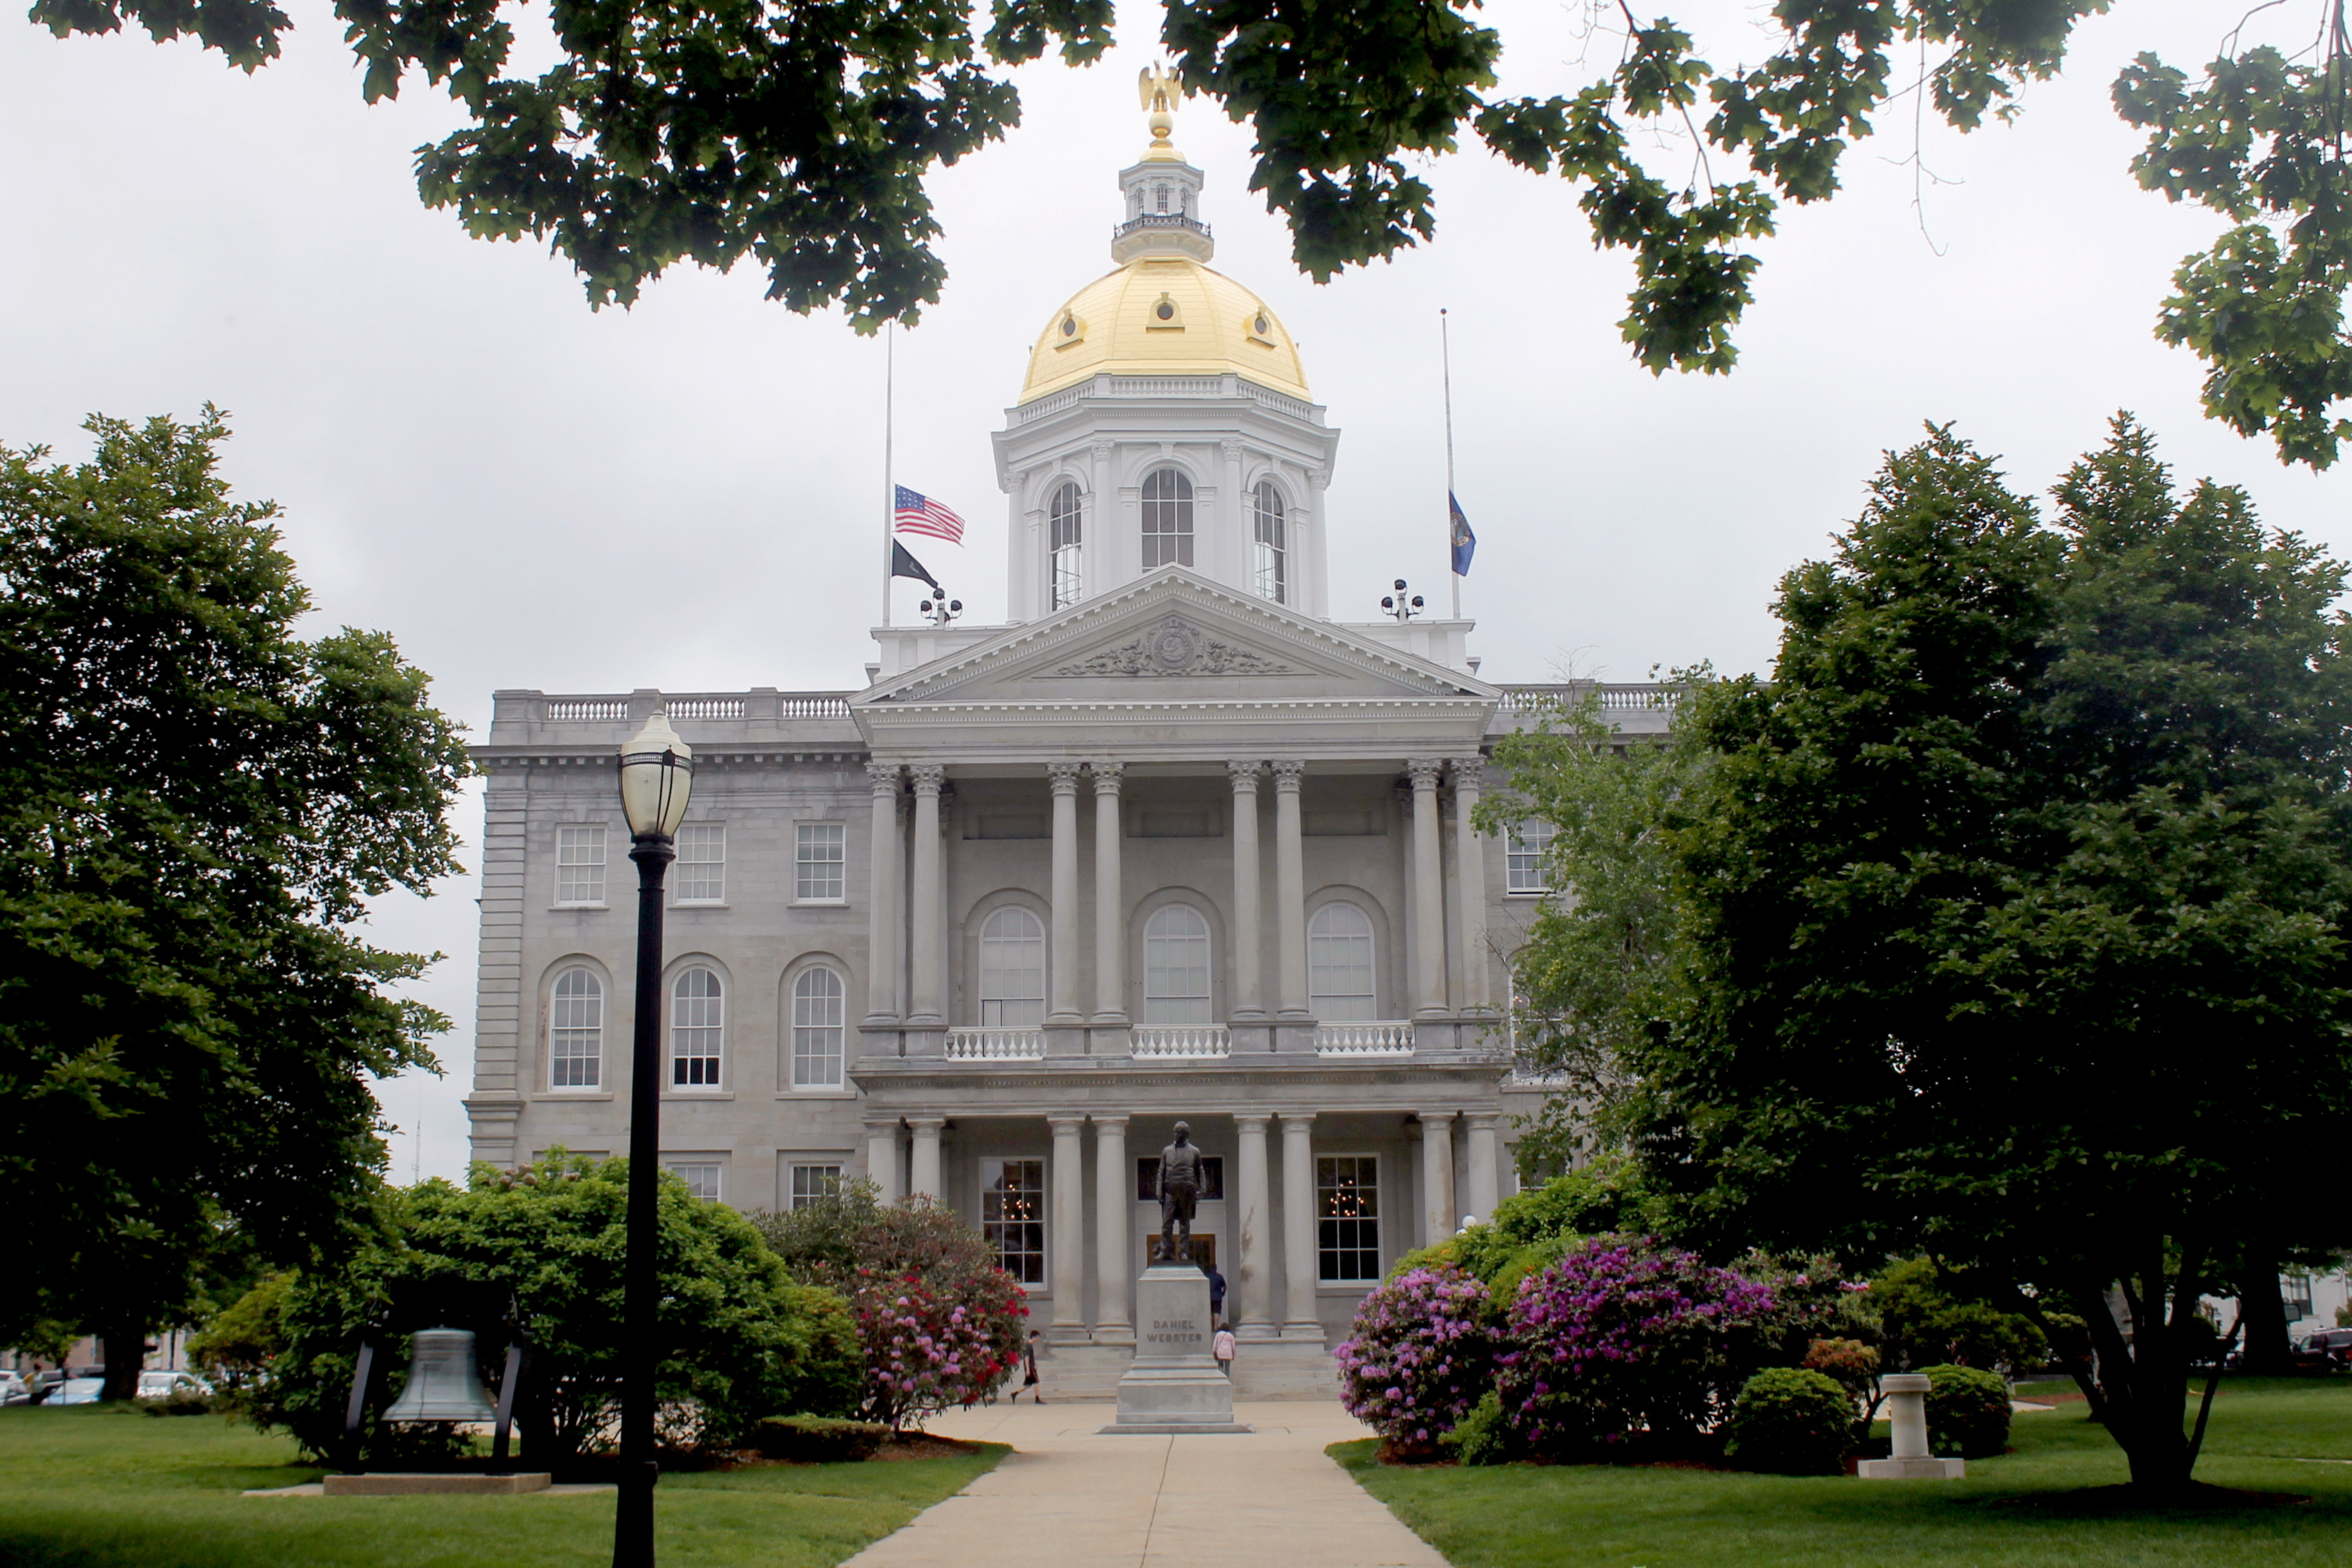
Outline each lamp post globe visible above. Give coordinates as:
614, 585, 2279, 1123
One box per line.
614, 709, 692, 1568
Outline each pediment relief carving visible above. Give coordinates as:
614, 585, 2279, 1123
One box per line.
1049, 614, 1292, 678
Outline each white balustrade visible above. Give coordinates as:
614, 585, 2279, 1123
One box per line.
545, 698, 629, 721
1129, 1026, 1231, 1059
1315, 1021, 1416, 1056
944, 1028, 1045, 1061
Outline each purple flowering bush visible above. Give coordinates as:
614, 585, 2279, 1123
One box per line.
1335, 1266, 1496, 1452
1498, 1235, 1776, 1456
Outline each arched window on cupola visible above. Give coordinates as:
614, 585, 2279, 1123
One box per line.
1252, 480, 1287, 604
1050, 482, 1084, 609
1155, 183, 1171, 213
1141, 468, 1194, 569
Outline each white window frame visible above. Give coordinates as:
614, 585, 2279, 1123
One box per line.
548, 967, 604, 1090
1140, 468, 1194, 570
1251, 479, 1287, 604
1316, 1153, 1382, 1284
1142, 904, 1212, 1025
673, 823, 726, 905
669, 966, 724, 1089
787, 1162, 844, 1210
1050, 482, 1084, 610
1506, 820, 1557, 894
981, 1156, 1047, 1287
555, 823, 607, 907
1307, 902, 1377, 1021
666, 1160, 722, 1201
978, 907, 1046, 1027
795, 822, 847, 903
790, 965, 847, 1090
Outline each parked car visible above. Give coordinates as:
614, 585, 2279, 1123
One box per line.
136, 1371, 210, 1399
0, 1372, 26, 1406
2294, 1329, 2352, 1369
47, 1378, 106, 1405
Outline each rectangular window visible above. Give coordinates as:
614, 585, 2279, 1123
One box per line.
674, 824, 725, 903
1135, 1156, 1225, 1202
788, 1163, 843, 1210
556, 824, 606, 904
2286, 1273, 2317, 1319
666, 1161, 721, 1201
1317, 1155, 1381, 1284
982, 1157, 1046, 1285
796, 822, 846, 901
1506, 821, 1557, 894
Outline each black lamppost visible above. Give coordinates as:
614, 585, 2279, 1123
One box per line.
614, 709, 694, 1568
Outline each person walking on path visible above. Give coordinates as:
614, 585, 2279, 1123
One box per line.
1212, 1321, 1236, 1379
1009, 1331, 1044, 1403
1203, 1260, 1226, 1324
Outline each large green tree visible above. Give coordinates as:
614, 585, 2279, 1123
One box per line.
0, 408, 471, 1398
28, 1, 2352, 465
1620, 418, 2352, 1493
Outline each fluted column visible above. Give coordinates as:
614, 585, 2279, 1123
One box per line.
1048, 1115, 1087, 1331
864, 763, 902, 1025
1047, 762, 1085, 1025
1407, 758, 1447, 1019
1272, 759, 1309, 1020
1093, 1115, 1132, 1338
1465, 1112, 1501, 1224
1091, 761, 1128, 1024
907, 764, 947, 1028
1419, 1111, 1457, 1246
1450, 758, 1490, 1014
908, 1116, 945, 1200
864, 1117, 901, 1204
1280, 1111, 1320, 1333
1235, 1112, 1274, 1335
1228, 760, 1265, 1020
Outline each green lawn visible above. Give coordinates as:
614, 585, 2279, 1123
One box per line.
0, 1405, 1002, 1568
1334, 1377, 2352, 1568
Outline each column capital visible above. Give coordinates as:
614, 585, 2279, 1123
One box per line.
1219, 437, 1245, 462
1091, 1112, 1131, 1131
1416, 1109, 1459, 1127
1227, 758, 1265, 790
1449, 756, 1486, 787
1233, 1111, 1274, 1131
1270, 758, 1306, 790
1405, 757, 1445, 790
1464, 1111, 1502, 1131
1046, 759, 1086, 793
866, 760, 902, 791
1046, 1113, 1088, 1131
1091, 438, 1116, 462
905, 1115, 947, 1131
1091, 758, 1126, 792
1277, 1109, 1317, 1126
908, 763, 947, 794
862, 1115, 903, 1133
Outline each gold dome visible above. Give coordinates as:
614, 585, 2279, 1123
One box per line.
1019, 255, 1310, 404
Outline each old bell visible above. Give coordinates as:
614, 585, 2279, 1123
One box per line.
382, 1327, 498, 1424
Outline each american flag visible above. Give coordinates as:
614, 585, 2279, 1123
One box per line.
894, 485, 967, 545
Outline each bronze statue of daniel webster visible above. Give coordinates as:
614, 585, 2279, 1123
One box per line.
1156, 1122, 1203, 1264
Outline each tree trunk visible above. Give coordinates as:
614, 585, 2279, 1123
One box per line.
2074, 1273, 2197, 1499
98, 1308, 149, 1402
2236, 1266, 2293, 1376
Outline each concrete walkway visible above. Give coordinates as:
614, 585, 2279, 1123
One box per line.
843, 1400, 1446, 1568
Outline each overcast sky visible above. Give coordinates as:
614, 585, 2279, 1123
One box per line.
4, 0, 2342, 1183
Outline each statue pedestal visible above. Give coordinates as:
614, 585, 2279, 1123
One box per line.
1098, 1263, 1251, 1434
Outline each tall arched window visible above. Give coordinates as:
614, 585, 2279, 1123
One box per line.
1309, 903, 1377, 1021
671, 967, 723, 1086
549, 968, 603, 1088
791, 966, 845, 1088
1252, 480, 1287, 603
1140, 468, 1194, 569
979, 907, 1046, 1027
1143, 905, 1212, 1025
1049, 482, 1084, 609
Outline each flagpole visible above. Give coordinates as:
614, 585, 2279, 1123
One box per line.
1442, 308, 1460, 620
881, 322, 896, 630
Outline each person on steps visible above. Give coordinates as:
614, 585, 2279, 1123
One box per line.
1212, 1321, 1236, 1380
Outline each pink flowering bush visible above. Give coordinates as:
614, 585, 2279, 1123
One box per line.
1335, 1266, 1496, 1451
1499, 1235, 1776, 1456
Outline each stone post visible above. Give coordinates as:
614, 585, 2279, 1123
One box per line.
863, 763, 902, 1026
1234, 1112, 1274, 1337
1464, 1112, 1501, 1224
1407, 759, 1447, 1019
1451, 758, 1489, 1013
1228, 761, 1265, 1019
907, 1117, 945, 1200
1279, 1112, 1320, 1334
906, 765, 947, 1028
1048, 1115, 1088, 1333
1419, 1111, 1456, 1248
1858, 1374, 1965, 1478
1092, 761, 1128, 1024
1047, 762, 1086, 1025
1093, 1115, 1132, 1339
1272, 759, 1309, 1020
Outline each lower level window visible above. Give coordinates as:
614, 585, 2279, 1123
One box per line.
982, 1157, 1046, 1284
667, 1162, 721, 1201
788, 1163, 843, 1210
1317, 1155, 1381, 1283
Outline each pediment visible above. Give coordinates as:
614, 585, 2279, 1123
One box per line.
858, 569, 1494, 712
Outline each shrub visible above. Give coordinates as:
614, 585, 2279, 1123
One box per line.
1731, 1253, 1878, 1373
1801, 1337, 1881, 1418
756, 1183, 1028, 1429
1922, 1363, 2012, 1458
1439, 1390, 1512, 1466
752, 1414, 891, 1462
1335, 1267, 1495, 1449
1498, 1235, 1776, 1456
188, 1272, 290, 1414
1872, 1257, 2044, 1370
1723, 1368, 1855, 1475
136, 1390, 217, 1417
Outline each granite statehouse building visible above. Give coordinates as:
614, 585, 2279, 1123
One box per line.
462, 104, 1669, 1397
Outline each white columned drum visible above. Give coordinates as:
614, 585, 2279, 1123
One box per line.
906, 765, 947, 1027
1091, 761, 1127, 1024
1093, 1115, 1133, 1338
1450, 759, 1488, 1013
1228, 760, 1265, 1019
1419, 1111, 1456, 1249
1234, 1112, 1274, 1335
1279, 1112, 1319, 1332
863, 763, 902, 1026
907, 1117, 945, 1200
1407, 759, 1447, 1018
1047, 762, 1086, 1025
863, 1117, 902, 1205
1272, 760, 1309, 1019
1048, 1115, 1088, 1331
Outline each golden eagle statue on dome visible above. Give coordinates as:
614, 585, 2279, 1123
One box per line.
1138, 63, 1184, 151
